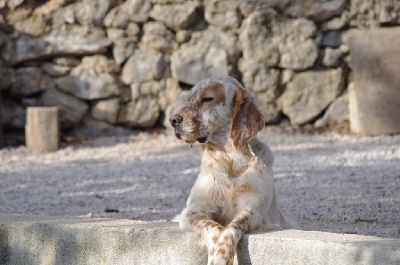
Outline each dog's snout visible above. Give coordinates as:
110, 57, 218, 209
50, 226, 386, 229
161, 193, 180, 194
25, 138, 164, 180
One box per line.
169, 114, 183, 127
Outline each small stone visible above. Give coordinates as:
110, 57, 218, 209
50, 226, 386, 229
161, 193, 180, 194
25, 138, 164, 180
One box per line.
176, 30, 191, 43
41, 63, 71, 76
126, 23, 141, 42
321, 31, 342, 48
323, 47, 342, 67
339, 44, 350, 54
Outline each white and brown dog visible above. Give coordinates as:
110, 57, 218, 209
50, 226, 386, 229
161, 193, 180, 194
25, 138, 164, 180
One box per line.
170, 76, 293, 265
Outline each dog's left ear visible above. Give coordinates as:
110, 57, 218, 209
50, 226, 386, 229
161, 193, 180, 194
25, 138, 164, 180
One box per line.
230, 89, 264, 150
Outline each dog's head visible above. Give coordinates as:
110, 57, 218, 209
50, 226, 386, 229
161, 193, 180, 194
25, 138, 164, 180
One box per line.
169, 76, 264, 149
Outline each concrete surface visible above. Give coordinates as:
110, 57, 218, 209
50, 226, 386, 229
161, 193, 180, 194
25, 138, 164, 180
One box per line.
1, 214, 399, 265
1, 128, 400, 239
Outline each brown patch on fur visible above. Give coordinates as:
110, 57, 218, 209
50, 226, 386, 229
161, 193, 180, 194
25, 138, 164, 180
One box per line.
230, 89, 265, 150
232, 213, 251, 233
238, 183, 253, 193
224, 234, 233, 242
206, 148, 251, 179
210, 248, 215, 256
200, 83, 226, 105
217, 248, 226, 255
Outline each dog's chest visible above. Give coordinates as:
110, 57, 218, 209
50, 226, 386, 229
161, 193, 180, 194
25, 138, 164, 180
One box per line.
203, 149, 251, 179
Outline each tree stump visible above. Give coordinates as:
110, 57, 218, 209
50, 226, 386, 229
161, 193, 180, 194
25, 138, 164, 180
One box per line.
25, 107, 59, 152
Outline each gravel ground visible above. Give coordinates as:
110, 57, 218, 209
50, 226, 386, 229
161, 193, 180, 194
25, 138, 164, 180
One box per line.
0, 127, 399, 239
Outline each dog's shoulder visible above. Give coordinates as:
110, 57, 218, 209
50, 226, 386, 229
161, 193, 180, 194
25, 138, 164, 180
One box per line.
249, 137, 274, 167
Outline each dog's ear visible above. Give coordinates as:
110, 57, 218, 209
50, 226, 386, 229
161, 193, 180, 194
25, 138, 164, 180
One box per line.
230, 89, 264, 150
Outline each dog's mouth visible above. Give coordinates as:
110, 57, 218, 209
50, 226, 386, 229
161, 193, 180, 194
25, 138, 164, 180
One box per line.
174, 131, 208, 145
196, 137, 207, 143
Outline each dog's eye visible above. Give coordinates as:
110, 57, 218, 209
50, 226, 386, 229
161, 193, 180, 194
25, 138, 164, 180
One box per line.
201, 97, 214, 103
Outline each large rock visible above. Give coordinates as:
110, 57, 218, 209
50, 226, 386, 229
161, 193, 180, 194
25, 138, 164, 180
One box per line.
315, 93, 349, 127
240, 11, 318, 70
238, 59, 281, 123
239, 57, 278, 88
239, 0, 288, 17
106, 28, 136, 65
121, 49, 166, 85
2, 31, 111, 65
348, 28, 400, 135
0, 62, 15, 91
285, 0, 346, 22
64, 0, 110, 26
349, 0, 400, 28
55, 55, 120, 100
40, 89, 88, 130
1, 97, 26, 130
118, 96, 160, 128
150, 1, 201, 30
10, 67, 55, 97
91, 98, 120, 124
7, 7, 49, 37
204, 0, 242, 30
103, 0, 151, 28
171, 29, 239, 85
239, 10, 279, 67
130, 78, 182, 111
280, 69, 343, 125
140, 22, 176, 53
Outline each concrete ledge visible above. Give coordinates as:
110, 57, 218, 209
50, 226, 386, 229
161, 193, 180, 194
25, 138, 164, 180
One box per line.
1, 214, 399, 265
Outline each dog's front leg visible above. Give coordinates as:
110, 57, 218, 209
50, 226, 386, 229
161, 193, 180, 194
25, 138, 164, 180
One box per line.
180, 208, 224, 265
211, 209, 260, 265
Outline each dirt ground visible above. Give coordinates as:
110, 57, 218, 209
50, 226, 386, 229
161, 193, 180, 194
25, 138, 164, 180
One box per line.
0, 126, 399, 239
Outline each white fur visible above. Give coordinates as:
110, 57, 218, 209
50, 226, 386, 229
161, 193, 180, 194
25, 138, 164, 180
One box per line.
171, 76, 294, 265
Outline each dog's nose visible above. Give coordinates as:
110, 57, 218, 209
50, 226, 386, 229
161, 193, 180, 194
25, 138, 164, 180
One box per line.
169, 114, 183, 127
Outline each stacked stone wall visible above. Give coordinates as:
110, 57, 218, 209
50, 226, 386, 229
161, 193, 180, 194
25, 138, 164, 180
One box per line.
0, 0, 399, 134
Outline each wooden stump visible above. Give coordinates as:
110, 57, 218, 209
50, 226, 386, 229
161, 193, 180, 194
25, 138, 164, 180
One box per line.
25, 107, 59, 152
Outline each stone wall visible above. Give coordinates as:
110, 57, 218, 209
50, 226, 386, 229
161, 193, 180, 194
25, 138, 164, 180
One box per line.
0, 0, 399, 134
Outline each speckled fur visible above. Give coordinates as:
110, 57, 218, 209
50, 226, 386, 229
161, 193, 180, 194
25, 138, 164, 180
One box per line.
170, 76, 294, 265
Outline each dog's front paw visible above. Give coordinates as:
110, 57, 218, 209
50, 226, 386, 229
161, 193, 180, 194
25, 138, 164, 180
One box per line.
208, 227, 240, 265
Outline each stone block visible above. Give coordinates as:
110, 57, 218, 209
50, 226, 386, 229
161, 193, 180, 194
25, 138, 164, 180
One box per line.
348, 28, 400, 135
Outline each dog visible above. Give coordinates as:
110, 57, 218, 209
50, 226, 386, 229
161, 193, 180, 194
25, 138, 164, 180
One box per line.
169, 76, 293, 265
